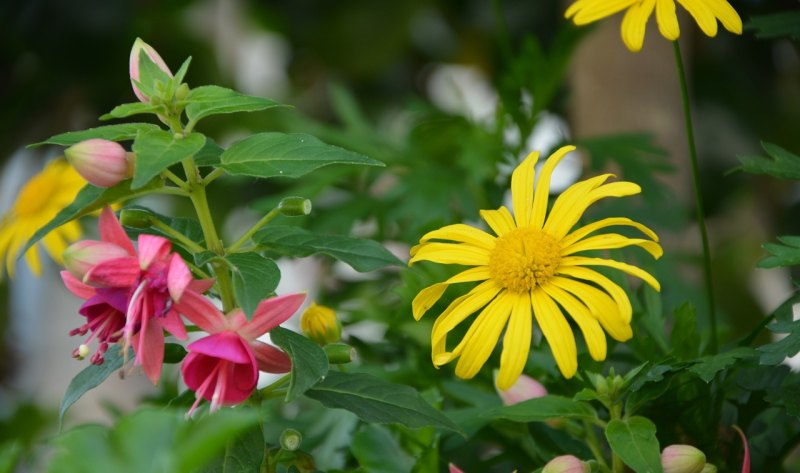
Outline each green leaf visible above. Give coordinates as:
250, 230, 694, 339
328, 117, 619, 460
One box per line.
163, 343, 188, 364
59, 347, 127, 426
194, 137, 225, 167
760, 320, 800, 365
670, 302, 700, 361
605, 416, 663, 473
737, 142, 800, 180
765, 384, 800, 419
29, 123, 161, 148
131, 129, 206, 189
135, 47, 172, 101
219, 132, 383, 179
122, 205, 205, 249
305, 371, 462, 433
350, 425, 414, 473
746, 11, 800, 40
185, 85, 287, 124
270, 327, 329, 402
759, 235, 800, 268
689, 347, 757, 383
253, 225, 402, 272
100, 102, 163, 120
172, 409, 261, 473
198, 426, 265, 473
22, 178, 163, 257
225, 252, 281, 319
481, 395, 597, 423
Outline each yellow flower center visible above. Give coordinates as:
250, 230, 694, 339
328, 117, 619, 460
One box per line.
13, 171, 58, 216
489, 227, 561, 293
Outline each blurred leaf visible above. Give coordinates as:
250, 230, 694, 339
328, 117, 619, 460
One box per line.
172, 409, 261, 473
194, 137, 225, 167
765, 384, 800, 420
270, 327, 329, 402
688, 347, 757, 383
254, 225, 402, 272
29, 123, 160, 148
132, 129, 206, 189
0, 441, 23, 473
163, 343, 188, 364
671, 303, 700, 360
185, 85, 288, 125
225, 252, 281, 319
305, 371, 461, 432
350, 425, 414, 473
758, 236, 800, 268
481, 395, 597, 423
759, 320, 800, 365
59, 347, 127, 427
198, 426, 266, 473
219, 132, 383, 179
746, 12, 800, 40
101, 102, 162, 120
737, 142, 800, 180
605, 416, 663, 473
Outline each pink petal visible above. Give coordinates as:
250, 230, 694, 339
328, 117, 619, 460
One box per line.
99, 206, 136, 255
188, 278, 215, 293
167, 253, 192, 302
181, 351, 257, 405
160, 309, 187, 340
174, 290, 226, 333
238, 293, 306, 341
136, 307, 165, 385
137, 234, 171, 270
187, 331, 252, 364
84, 256, 140, 287
252, 340, 292, 373
734, 425, 750, 473
61, 270, 96, 299
449, 464, 465, 473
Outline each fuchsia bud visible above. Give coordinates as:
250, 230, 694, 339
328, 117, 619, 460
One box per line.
63, 240, 130, 279
64, 139, 133, 187
661, 445, 706, 473
129, 38, 173, 103
496, 372, 548, 405
542, 455, 590, 473
448, 464, 464, 473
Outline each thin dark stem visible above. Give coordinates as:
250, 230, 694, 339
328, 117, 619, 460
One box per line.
673, 40, 718, 353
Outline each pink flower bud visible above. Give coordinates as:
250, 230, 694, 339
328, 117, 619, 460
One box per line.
129, 38, 173, 103
64, 139, 132, 187
63, 241, 130, 279
496, 372, 548, 405
661, 445, 706, 473
542, 455, 589, 473
448, 464, 464, 473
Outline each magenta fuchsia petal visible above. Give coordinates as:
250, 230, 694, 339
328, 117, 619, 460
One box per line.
99, 207, 136, 255
84, 256, 140, 287
137, 234, 171, 270
188, 331, 253, 364
167, 253, 192, 302
161, 309, 188, 340
61, 271, 97, 299
181, 350, 257, 406
238, 293, 306, 341
174, 289, 226, 333
252, 340, 292, 373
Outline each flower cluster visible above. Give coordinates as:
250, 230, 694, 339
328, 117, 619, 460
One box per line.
62, 207, 303, 412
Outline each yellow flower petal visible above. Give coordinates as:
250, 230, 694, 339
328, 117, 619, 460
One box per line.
531, 290, 577, 378
561, 233, 663, 259
557, 265, 633, 323
542, 174, 611, 239
431, 280, 500, 351
409, 242, 490, 266
420, 223, 496, 250
24, 245, 42, 276
561, 217, 658, 249
655, 0, 680, 40
42, 231, 69, 266
541, 284, 607, 361
531, 145, 576, 230
480, 207, 517, 237
412, 267, 492, 320
677, 0, 718, 37
571, 0, 640, 25
705, 0, 742, 34
550, 276, 633, 342
561, 255, 661, 291
496, 293, 533, 390
511, 151, 539, 228
454, 292, 514, 380
621, 0, 656, 52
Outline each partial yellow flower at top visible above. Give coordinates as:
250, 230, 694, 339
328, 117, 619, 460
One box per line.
409, 145, 662, 390
0, 159, 85, 278
565, 0, 742, 52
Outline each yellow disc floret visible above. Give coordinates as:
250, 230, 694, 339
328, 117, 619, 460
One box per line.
488, 227, 561, 293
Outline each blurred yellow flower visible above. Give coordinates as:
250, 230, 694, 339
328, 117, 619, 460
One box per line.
0, 159, 85, 278
565, 0, 742, 52
409, 146, 661, 389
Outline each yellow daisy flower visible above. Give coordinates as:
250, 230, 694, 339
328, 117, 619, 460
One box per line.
0, 159, 85, 278
565, 0, 743, 52
409, 145, 662, 389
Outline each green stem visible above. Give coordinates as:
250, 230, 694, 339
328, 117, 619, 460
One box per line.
673, 41, 718, 353
201, 167, 225, 186
228, 208, 281, 253
583, 420, 610, 473
162, 169, 190, 191
259, 374, 291, 396
152, 186, 189, 197
610, 404, 624, 473
150, 218, 206, 254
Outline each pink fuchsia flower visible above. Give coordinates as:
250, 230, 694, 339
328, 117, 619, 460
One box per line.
129, 38, 173, 103
63, 240, 130, 279
64, 139, 133, 187
495, 372, 548, 405
180, 293, 305, 414
542, 455, 589, 473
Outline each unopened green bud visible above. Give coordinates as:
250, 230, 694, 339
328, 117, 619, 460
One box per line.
661, 445, 706, 473
279, 428, 302, 451
175, 83, 190, 101
279, 196, 312, 216
150, 95, 163, 106
119, 208, 153, 228
301, 302, 341, 345
610, 374, 624, 392
595, 375, 609, 396
324, 343, 356, 364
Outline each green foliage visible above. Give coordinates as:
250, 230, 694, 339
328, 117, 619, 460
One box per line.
605, 417, 663, 473
481, 395, 597, 423
737, 142, 800, 180
350, 425, 415, 473
760, 320, 800, 365
759, 236, 800, 268
185, 85, 288, 125
131, 129, 206, 188
101, 102, 163, 120
270, 327, 329, 402
59, 347, 128, 426
670, 303, 701, 360
29, 123, 161, 147
746, 12, 800, 40
225, 252, 281, 318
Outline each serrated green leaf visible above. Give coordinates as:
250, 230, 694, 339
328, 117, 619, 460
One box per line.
225, 252, 281, 318
351, 425, 414, 473
185, 85, 287, 124
481, 395, 597, 422
22, 178, 164, 257
689, 347, 757, 383
270, 327, 329, 402
59, 347, 127, 426
746, 11, 800, 40
100, 102, 163, 120
253, 225, 402, 272
759, 236, 800, 268
671, 302, 700, 361
605, 417, 663, 473
760, 320, 800, 365
29, 123, 161, 148
194, 137, 225, 167
737, 142, 800, 180
305, 371, 462, 433
131, 129, 205, 189
219, 132, 383, 179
